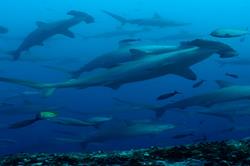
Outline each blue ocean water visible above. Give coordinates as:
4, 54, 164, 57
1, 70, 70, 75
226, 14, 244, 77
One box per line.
0, 0, 250, 154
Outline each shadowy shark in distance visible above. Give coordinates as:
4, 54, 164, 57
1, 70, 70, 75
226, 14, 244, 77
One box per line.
102, 10, 190, 28
55, 122, 175, 149
0, 40, 237, 97
8, 10, 94, 60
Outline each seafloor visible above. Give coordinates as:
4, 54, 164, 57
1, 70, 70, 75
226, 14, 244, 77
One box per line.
1, 138, 250, 166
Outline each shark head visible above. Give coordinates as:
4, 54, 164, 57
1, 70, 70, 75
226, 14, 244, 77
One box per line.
67, 10, 95, 23
181, 39, 238, 58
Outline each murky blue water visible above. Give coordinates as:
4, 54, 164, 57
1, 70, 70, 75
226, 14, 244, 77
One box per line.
0, 0, 250, 154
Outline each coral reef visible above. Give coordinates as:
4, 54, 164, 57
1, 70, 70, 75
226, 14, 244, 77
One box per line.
1, 138, 250, 165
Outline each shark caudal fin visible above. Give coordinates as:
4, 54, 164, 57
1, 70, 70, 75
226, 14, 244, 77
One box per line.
102, 10, 128, 25
0, 76, 56, 97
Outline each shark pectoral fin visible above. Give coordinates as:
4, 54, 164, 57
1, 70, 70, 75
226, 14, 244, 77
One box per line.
174, 67, 197, 80
42, 87, 56, 97
36, 21, 48, 28
61, 30, 75, 38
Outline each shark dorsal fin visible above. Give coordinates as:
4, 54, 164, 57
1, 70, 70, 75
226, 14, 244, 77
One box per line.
153, 13, 161, 19
36, 21, 47, 28
215, 80, 234, 88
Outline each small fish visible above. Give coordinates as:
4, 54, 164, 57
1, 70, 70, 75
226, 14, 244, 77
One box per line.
156, 90, 181, 101
225, 73, 239, 79
210, 28, 249, 38
192, 80, 205, 88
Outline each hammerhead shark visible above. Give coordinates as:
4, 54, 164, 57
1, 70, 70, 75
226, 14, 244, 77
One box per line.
8, 10, 94, 60
153, 80, 250, 118
69, 41, 182, 78
114, 80, 250, 119
102, 10, 190, 28
56, 122, 175, 148
0, 40, 237, 97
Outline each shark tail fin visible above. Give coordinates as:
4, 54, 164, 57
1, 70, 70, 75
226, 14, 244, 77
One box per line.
102, 10, 128, 25
0, 76, 56, 97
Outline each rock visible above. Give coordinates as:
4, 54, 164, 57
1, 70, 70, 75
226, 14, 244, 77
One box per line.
1, 138, 250, 165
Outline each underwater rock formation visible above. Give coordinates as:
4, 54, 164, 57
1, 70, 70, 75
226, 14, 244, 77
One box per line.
1, 138, 250, 165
